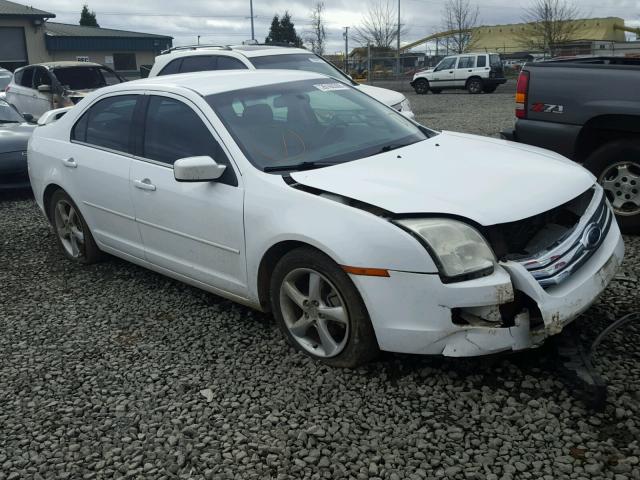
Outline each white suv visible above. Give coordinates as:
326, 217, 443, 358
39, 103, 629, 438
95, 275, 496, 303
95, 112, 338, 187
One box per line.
148, 44, 414, 118
411, 53, 506, 94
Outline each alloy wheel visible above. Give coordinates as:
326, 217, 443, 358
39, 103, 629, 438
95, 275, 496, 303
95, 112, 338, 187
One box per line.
468, 80, 482, 94
279, 268, 349, 358
599, 161, 640, 216
53, 199, 85, 258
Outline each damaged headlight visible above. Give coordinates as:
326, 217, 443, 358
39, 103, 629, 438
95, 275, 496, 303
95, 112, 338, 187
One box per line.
393, 97, 412, 112
395, 218, 495, 282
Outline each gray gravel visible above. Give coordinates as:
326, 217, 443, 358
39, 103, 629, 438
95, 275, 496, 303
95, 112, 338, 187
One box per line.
1, 92, 639, 480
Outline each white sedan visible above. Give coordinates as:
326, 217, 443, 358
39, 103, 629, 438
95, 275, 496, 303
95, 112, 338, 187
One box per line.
28, 70, 624, 367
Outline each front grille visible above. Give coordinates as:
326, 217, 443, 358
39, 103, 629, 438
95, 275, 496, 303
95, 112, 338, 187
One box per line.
515, 189, 612, 288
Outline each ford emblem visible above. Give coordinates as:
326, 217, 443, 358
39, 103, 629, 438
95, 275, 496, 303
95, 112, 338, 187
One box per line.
582, 223, 602, 250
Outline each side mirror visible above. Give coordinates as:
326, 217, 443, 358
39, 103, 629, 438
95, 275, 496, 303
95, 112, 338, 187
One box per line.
21, 113, 34, 123
37, 84, 51, 93
174, 156, 226, 182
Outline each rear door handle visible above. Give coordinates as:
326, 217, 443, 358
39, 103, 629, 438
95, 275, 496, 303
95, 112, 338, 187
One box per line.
134, 178, 156, 191
468, 69, 472, 72
62, 157, 77, 168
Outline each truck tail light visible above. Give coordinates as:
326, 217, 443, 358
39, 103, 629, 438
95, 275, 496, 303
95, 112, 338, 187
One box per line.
515, 70, 529, 119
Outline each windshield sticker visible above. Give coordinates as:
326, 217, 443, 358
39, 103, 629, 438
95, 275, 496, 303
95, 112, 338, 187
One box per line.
313, 82, 349, 92
308, 58, 324, 63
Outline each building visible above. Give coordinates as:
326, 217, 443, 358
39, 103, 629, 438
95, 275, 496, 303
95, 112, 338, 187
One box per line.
0, 0, 172, 75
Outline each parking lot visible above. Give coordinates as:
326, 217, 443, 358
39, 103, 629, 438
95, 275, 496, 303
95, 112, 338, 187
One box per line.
1, 89, 639, 480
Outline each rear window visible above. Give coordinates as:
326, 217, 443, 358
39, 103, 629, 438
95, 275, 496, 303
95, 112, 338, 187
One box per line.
53, 67, 123, 90
490, 54, 502, 67
250, 54, 352, 83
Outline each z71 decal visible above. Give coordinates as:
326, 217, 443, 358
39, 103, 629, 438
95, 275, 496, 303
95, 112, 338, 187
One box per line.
531, 102, 564, 114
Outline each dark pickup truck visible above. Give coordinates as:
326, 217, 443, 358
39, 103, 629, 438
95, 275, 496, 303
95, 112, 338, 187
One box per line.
502, 57, 640, 233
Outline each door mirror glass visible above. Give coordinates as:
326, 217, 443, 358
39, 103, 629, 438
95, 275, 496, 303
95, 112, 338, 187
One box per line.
37, 84, 51, 93
174, 156, 226, 182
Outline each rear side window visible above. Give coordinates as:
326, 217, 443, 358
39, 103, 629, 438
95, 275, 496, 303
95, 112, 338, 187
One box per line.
217, 56, 247, 70
476, 55, 487, 67
19, 67, 34, 88
158, 59, 181, 76
180, 56, 216, 73
72, 95, 137, 153
457, 56, 475, 69
490, 54, 502, 67
143, 95, 236, 185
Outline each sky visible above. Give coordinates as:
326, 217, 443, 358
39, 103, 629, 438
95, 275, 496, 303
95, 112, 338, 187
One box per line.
26, 0, 640, 53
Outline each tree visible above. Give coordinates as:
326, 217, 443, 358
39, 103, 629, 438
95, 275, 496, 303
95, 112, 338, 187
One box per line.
265, 11, 303, 47
441, 0, 479, 54
79, 4, 99, 27
305, 2, 327, 55
352, 0, 407, 49
516, 0, 580, 56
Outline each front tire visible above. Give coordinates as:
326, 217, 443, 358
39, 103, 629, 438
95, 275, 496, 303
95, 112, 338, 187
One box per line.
49, 189, 102, 264
270, 247, 379, 367
584, 140, 640, 234
467, 78, 483, 94
413, 78, 429, 94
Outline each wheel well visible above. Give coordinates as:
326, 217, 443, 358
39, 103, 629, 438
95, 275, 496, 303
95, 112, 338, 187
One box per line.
42, 184, 63, 222
465, 76, 482, 87
575, 115, 640, 162
257, 240, 324, 311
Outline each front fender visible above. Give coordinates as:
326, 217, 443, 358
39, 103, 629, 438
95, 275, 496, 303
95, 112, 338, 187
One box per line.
244, 174, 438, 301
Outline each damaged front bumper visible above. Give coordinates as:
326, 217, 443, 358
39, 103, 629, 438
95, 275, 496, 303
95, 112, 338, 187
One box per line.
350, 217, 624, 356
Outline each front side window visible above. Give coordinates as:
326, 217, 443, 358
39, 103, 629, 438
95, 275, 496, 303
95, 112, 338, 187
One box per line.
457, 56, 475, 69
33, 67, 51, 88
73, 95, 137, 152
208, 79, 431, 172
250, 54, 353, 84
435, 57, 457, 71
477, 55, 487, 67
52, 66, 124, 90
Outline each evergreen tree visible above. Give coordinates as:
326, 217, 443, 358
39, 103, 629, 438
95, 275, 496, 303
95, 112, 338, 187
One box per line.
80, 4, 99, 27
265, 12, 303, 47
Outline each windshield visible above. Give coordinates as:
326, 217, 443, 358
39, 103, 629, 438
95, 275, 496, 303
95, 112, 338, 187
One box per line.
0, 72, 11, 90
250, 54, 354, 84
0, 100, 24, 123
52, 66, 123, 90
207, 79, 430, 172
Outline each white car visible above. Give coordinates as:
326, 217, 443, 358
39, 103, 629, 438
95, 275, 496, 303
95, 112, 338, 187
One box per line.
148, 44, 414, 118
411, 53, 507, 94
28, 70, 624, 367
5, 62, 124, 120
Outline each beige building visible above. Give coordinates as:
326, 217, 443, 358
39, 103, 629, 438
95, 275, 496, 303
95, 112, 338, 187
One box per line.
0, 0, 172, 74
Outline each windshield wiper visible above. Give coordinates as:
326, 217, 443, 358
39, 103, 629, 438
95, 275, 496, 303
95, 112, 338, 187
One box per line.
0, 120, 20, 124
263, 161, 336, 173
375, 144, 406, 154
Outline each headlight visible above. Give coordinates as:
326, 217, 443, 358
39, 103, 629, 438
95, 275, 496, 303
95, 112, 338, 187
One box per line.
395, 218, 495, 282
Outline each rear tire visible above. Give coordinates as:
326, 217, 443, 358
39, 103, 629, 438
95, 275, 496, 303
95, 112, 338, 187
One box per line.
413, 78, 429, 94
467, 78, 483, 94
584, 140, 640, 234
270, 247, 379, 368
48, 189, 102, 264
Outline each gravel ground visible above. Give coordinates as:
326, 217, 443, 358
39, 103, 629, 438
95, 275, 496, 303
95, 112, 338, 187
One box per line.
1, 92, 640, 480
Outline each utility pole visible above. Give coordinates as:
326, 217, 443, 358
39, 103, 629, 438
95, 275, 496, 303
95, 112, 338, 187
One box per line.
249, 0, 255, 41
396, 0, 400, 77
343, 26, 349, 73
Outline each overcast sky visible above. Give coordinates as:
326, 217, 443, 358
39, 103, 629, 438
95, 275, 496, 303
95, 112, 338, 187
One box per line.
28, 0, 640, 53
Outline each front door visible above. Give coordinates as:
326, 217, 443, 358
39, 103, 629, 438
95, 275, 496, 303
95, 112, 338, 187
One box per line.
430, 56, 458, 88
32, 67, 54, 117
130, 94, 247, 297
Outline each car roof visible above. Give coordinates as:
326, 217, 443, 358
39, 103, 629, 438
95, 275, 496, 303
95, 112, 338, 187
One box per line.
161, 45, 311, 59
107, 69, 329, 96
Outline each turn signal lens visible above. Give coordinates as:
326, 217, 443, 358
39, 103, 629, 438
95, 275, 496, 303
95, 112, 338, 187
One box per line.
341, 266, 390, 277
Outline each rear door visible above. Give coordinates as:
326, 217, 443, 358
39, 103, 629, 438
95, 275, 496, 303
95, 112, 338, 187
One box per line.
67, 93, 145, 258
129, 93, 247, 296
454, 55, 475, 87
430, 57, 457, 87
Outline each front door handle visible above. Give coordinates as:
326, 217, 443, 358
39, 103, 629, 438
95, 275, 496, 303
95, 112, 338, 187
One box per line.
134, 178, 156, 191
468, 69, 472, 72
62, 157, 77, 168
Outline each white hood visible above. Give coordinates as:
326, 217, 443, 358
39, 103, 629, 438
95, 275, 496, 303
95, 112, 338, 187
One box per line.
290, 131, 596, 226
355, 83, 405, 107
